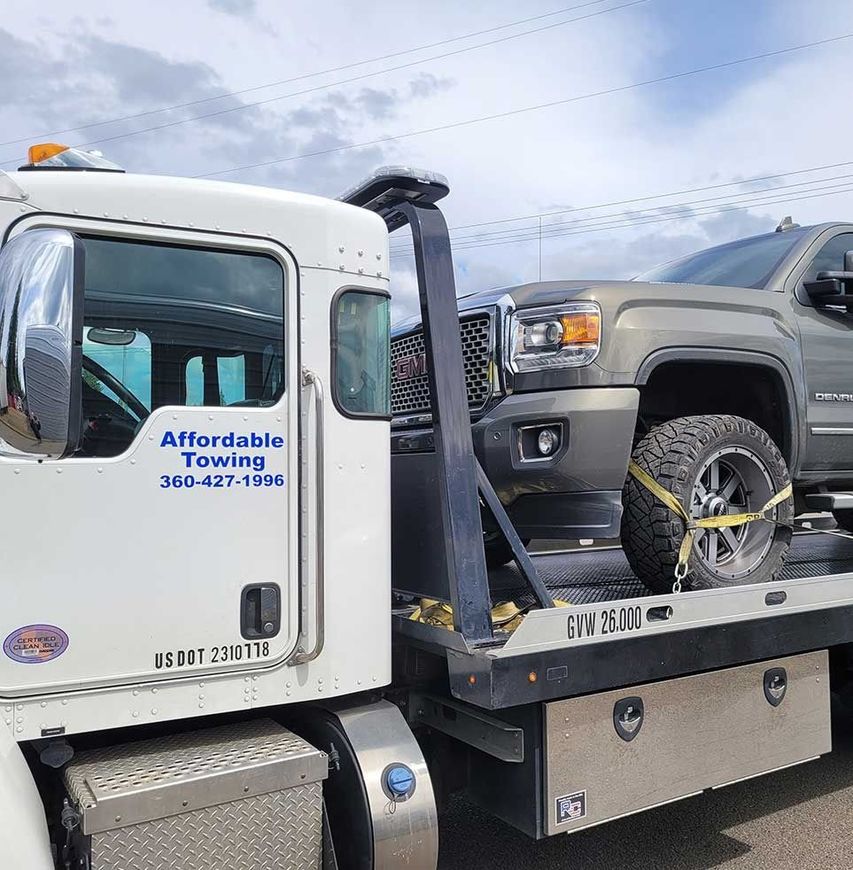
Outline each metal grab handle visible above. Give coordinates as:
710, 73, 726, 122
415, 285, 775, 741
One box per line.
289, 368, 325, 666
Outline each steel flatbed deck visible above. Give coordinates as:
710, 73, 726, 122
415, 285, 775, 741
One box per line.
501, 531, 853, 604
394, 532, 853, 711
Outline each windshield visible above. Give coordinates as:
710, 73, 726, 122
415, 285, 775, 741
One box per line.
635, 228, 810, 289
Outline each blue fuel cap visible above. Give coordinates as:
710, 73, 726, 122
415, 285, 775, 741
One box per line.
383, 764, 416, 800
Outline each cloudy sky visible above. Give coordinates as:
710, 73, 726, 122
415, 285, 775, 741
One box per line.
2, 0, 853, 319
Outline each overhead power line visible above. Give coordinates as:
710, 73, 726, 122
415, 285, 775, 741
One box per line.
0, 0, 617, 147
446, 183, 853, 249
387, 159, 853, 246
404, 182, 853, 252
0, 0, 648, 161
389, 183, 853, 257
192, 32, 853, 180
448, 183, 853, 250
389, 169, 853, 252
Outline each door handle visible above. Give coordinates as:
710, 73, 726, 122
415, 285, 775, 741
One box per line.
289, 367, 325, 666
613, 696, 644, 742
240, 584, 280, 639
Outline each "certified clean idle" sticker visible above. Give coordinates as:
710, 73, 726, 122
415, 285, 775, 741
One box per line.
3, 624, 69, 664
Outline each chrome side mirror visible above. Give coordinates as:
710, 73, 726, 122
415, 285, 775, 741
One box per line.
0, 228, 84, 458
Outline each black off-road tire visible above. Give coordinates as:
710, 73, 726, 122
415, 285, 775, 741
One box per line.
621, 415, 793, 594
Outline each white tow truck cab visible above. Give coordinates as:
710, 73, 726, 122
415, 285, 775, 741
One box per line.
1, 147, 430, 870
0, 145, 851, 869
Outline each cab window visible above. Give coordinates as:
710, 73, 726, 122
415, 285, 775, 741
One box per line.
79, 237, 284, 458
332, 290, 390, 418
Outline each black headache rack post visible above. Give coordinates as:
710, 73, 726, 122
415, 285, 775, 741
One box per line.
341, 168, 553, 647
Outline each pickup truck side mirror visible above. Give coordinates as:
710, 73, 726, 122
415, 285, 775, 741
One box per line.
803, 250, 853, 310
0, 228, 84, 458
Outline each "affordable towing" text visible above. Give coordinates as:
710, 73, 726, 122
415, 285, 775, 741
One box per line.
160, 430, 284, 471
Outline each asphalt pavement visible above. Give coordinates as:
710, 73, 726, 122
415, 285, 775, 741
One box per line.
438, 711, 853, 869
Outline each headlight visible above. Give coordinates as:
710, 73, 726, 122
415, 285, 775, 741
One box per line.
509, 302, 601, 372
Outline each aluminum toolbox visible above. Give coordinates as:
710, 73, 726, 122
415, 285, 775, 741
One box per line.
543, 650, 831, 835
63, 718, 327, 870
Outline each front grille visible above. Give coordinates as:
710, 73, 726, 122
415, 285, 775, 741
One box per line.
391, 313, 493, 417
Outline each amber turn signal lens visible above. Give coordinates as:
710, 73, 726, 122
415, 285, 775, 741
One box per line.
560, 311, 600, 346
27, 143, 69, 165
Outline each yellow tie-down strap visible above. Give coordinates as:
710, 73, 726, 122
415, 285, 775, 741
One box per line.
410, 597, 570, 632
627, 459, 793, 585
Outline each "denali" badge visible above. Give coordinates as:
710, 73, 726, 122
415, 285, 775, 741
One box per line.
815, 392, 853, 402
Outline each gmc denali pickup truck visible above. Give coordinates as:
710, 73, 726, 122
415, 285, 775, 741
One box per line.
391, 219, 853, 593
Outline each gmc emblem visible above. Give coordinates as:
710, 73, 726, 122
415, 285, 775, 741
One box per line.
394, 353, 428, 381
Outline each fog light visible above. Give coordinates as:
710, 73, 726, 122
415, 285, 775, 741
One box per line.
518, 423, 564, 462
537, 428, 559, 456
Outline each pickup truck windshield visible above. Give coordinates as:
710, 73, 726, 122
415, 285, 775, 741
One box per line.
636, 227, 809, 289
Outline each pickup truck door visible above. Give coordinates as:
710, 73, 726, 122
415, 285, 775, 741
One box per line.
791, 228, 853, 472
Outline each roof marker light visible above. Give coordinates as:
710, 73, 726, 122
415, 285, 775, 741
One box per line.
22, 144, 125, 173
28, 143, 70, 165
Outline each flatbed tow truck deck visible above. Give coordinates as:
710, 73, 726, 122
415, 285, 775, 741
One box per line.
502, 531, 853, 605
394, 531, 853, 712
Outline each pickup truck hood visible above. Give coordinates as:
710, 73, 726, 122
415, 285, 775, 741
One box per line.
392, 277, 796, 383
394, 278, 788, 331
459, 280, 626, 311
457, 278, 788, 313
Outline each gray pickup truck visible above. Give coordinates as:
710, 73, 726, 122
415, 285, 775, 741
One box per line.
391, 219, 853, 593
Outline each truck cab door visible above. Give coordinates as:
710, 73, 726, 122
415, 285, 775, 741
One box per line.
791, 228, 853, 472
0, 222, 301, 697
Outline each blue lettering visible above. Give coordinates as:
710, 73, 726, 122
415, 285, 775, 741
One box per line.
163, 430, 279, 479
161, 430, 285, 449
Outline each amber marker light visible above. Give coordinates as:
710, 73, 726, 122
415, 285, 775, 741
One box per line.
28, 143, 70, 165
559, 310, 600, 346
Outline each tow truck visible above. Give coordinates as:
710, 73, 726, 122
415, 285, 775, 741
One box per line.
1, 144, 852, 869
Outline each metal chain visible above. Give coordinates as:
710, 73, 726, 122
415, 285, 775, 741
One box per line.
672, 560, 688, 594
